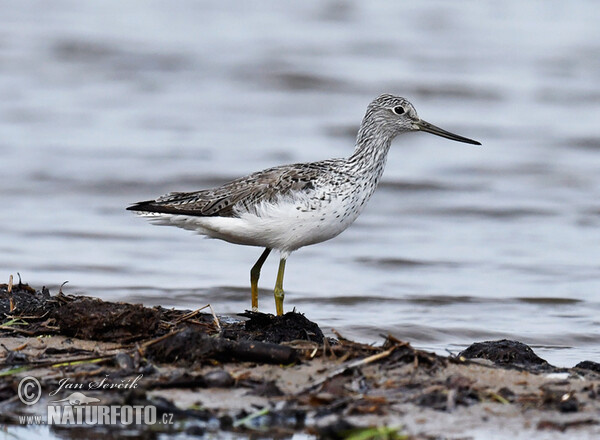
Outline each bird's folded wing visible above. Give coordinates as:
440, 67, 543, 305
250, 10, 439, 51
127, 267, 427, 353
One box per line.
127, 163, 324, 218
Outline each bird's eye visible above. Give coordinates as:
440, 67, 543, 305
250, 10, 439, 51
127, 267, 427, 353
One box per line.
392, 106, 405, 115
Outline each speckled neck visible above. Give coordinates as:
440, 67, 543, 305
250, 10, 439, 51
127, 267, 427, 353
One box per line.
347, 111, 395, 179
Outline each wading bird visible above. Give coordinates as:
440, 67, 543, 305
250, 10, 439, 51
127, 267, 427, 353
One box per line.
128, 94, 481, 315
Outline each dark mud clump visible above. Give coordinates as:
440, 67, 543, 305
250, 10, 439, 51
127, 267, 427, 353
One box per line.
459, 339, 552, 371
146, 328, 298, 365
575, 360, 600, 373
230, 310, 324, 344
0, 280, 53, 316
0, 281, 323, 361
55, 297, 161, 341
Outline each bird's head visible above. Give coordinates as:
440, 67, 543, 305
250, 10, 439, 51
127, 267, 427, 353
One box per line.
363, 94, 481, 145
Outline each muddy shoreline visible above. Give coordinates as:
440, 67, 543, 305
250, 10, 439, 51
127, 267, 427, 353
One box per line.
1, 280, 599, 439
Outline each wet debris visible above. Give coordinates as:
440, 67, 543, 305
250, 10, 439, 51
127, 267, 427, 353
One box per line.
382, 336, 444, 370
1, 280, 599, 438
414, 375, 479, 412
313, 417, 356, 439
55, 297, 161, 341
145, 328, 298, 365
114, 352, 135, 371
575, 360, 600, 374
246, 380, 284, 397
541, 388, 580, 413
0, 280, 321, 349
203, 369, 235, 388
228, 310, 324, 344
537, 418, 598, 432
496, 386, 516, 403
0, 277, 49, 316
232, 405, 306, 434
0, 344, 29, 365
458, 339, 552, 371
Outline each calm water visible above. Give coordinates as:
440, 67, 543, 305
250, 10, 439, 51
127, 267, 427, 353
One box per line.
1, 1, 599, 367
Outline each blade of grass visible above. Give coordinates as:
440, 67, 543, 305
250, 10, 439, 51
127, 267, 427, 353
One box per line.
344, 426, 406, 440
233, 407, 269, 428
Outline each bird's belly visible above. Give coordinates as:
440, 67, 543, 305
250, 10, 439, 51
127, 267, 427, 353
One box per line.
144, 194, 365, 256
235, 196, 363, 254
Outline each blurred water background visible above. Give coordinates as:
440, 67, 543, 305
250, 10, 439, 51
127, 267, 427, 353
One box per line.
1, 1, 599, 367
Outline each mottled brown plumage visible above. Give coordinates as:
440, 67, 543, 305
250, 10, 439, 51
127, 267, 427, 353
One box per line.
127, 162, 336, 217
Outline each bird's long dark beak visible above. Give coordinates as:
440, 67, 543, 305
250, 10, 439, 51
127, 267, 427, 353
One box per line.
415, 119, 481, 146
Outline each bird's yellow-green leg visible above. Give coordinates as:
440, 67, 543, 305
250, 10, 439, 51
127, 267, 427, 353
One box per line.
250, 248, 271, 312
274, 258, 287, 316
